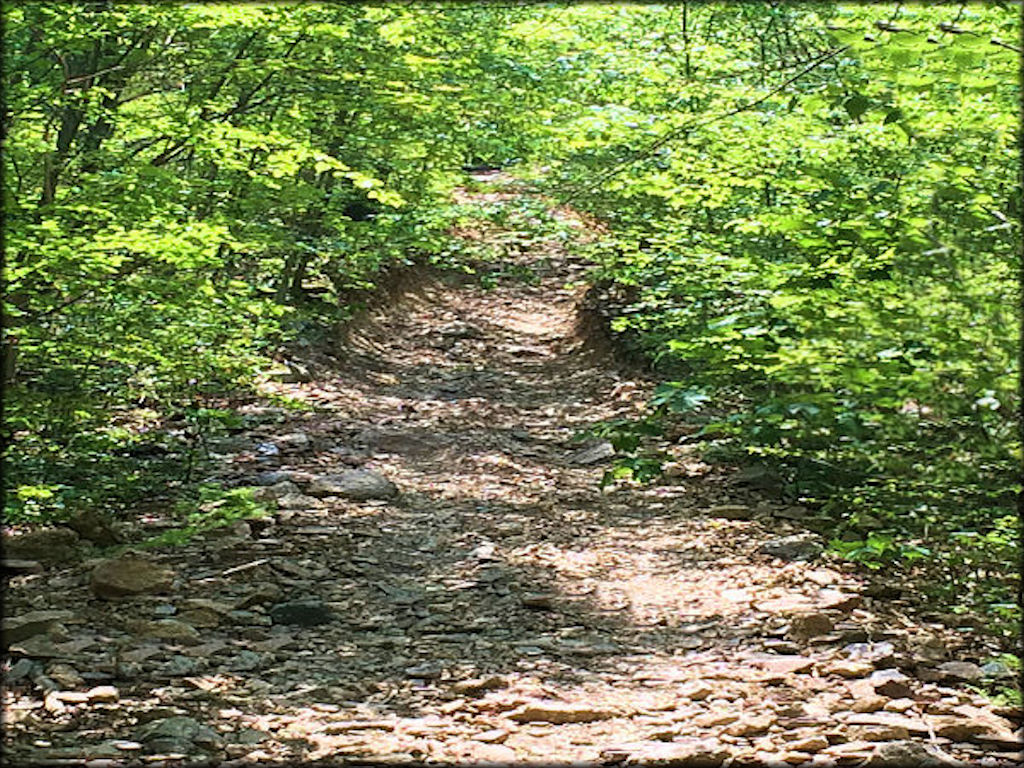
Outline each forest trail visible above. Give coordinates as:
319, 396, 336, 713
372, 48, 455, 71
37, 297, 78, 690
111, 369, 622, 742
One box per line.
4, 174, 1020, 766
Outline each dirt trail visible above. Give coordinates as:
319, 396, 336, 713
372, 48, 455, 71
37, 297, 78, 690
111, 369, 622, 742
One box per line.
3, 174, 1020, 766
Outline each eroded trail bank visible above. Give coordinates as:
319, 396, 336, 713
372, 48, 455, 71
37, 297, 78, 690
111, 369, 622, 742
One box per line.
4, 176, 1021, 766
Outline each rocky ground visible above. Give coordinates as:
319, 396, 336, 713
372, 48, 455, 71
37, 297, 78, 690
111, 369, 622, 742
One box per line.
3, 174, 1021, 766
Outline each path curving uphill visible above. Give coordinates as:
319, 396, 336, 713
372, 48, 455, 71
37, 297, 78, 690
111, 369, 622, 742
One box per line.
3, 174, 1020, 766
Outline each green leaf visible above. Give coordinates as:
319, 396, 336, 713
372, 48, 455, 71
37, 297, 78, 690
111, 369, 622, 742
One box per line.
883, 107, 903, 125
843, 94, 871, 120
651, 383, 709, 414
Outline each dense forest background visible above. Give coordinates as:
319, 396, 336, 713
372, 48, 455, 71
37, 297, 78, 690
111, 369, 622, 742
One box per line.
2, 2, 1020, 652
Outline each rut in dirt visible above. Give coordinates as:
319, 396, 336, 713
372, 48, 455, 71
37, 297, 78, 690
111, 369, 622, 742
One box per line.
3, 174, 1020, 767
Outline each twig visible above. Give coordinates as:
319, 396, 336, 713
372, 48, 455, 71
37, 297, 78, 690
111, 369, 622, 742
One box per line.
63, 63, 125, 86
990, 37, 1022, 54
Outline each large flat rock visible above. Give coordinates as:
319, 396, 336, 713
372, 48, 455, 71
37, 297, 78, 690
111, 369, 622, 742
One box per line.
308, 469, 398, 500
91, 554, 175, 599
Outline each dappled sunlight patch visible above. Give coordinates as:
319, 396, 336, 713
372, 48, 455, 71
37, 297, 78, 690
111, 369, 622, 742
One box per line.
494, 308, 571, 338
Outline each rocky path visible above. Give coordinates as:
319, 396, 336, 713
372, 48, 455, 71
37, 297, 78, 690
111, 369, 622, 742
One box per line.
3, 175, 1021, 766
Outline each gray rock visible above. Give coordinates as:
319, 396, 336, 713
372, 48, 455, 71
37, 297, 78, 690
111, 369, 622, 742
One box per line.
274, 432, 311, 451
227, 651, 263, 672
774, 506, 810, 520
254, 470, 312, 486
207, 435, 253, 454
256, 442, 280, 458
65, 509, 124, 545
308, 469, 398, 500
559, 639, 619, 656
981, 661, 1015, 680
0, 558, 44, 575
228, 609, 270, 625
133, 619, 201, 643
5, 528, 81, 564
91, 554, 174, 599
183, 597, 233, 615
269, 599, 334, 626
936, 660, 985, 682
758, 533, 823, 561
7, 635, 64, 658
6, 658, 39, 682
235, 583, 283, 608
135, 716, 223, 753
731, 463, 784, 490
362, 429, 444, 457
276, 492, 325, 509
234, 729, 269, 746
251, 481, 301, 501
845, 641, 896, 666
568, 441, 616, 465
405, 661, 443, 679
160, 656, 200, 677
866, 740, 945, 766
176, 608, 221, 628
707, 504, 754, 520
2, 610, 74, 647
38, 743, 125, 760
